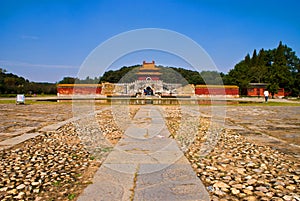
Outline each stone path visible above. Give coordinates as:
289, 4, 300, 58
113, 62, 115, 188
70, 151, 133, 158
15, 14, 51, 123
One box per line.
0, 133, 40, 151
78, 105, 210, 201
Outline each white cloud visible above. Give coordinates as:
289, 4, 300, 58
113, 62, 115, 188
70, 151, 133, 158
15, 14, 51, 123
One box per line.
20, 35, 40, 40
0, 60, 79, 69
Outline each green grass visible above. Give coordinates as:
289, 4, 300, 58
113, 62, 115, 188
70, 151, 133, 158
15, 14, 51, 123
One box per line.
52, 181, 62, 187
0, 99, 72, 105
0, 94, 57, 98
101, 147, 113, 152
0, 99, 16, 104
232, 101, 300, 106
68, 193, 76, 200
1, 97, 299, 106
72, 154, 79, 159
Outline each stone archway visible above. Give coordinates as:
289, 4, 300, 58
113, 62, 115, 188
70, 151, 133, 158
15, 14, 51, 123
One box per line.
144, 86, 154, 95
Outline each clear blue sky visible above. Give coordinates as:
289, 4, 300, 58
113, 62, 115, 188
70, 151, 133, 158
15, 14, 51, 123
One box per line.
0, 0, 299, 82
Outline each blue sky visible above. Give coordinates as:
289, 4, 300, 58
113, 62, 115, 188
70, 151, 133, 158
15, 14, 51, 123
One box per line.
0, 0, 299, 82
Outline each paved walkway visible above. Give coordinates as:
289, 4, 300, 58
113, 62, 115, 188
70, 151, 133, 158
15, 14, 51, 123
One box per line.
196, 105, 300, 156
78, 105, 210, 201
0, 103, 73, 143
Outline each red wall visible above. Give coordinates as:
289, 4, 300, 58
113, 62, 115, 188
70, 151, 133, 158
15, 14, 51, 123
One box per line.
195, 86, 239, 96
58, 86, 102, 95
247, 87, 285, 97
58, 84, 239, 96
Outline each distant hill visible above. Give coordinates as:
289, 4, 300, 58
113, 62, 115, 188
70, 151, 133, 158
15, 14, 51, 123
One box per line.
0, 68, 56, 95
99, 65, 224, 85
57, 65, 224, 85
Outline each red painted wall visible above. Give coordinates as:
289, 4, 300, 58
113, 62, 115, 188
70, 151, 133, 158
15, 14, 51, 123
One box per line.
195, 86, 239, 96
247, 87, 285, 97
57, 85, 102, 95
57, 84, 239, 96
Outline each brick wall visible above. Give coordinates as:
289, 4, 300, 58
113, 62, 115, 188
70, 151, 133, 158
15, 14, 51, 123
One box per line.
57, 84, 102, 96
195, 85, 239, 97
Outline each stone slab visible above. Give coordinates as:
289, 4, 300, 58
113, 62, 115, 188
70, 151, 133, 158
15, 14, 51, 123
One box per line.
0, 133, 40, 150
77, 165, 136, 201
0, 127, 36, 139
135, 160, 209, 200
38, 117, 78, 132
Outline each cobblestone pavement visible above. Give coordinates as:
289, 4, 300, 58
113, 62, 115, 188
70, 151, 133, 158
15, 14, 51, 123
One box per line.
163, 105, 300, 200
0, 103, 120, 200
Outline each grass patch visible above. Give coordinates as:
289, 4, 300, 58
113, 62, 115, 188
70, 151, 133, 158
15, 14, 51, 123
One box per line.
0, 94, 57, 98
231, 101, 300, 106
0, 99, 71, 105
68, 193, 76, 200
0, 99, 16, 104
101, 147, 113, 152
72, 154, 79, 159
52, 181, 62, 187
129, 165, 140, 201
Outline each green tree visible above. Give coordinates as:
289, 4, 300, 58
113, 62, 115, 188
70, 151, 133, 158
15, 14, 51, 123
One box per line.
226, 59, 251, 95
249, 49, 268, 83
266, 42, 294, 97
200, 71, 223, 85
100, 66, 139, 83
0, 69, 57, 95
58, 77, 76, 84
225, 42, 300, 97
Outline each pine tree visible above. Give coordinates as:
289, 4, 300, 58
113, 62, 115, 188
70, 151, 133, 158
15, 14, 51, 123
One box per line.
225, 42, 300, 97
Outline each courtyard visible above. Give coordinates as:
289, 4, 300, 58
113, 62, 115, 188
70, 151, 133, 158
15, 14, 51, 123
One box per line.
0, 99, 299, 200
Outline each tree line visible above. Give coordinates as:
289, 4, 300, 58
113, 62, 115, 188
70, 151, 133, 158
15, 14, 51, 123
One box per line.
0, 69, 56, 96
99, 65, 224, 85
1, 42, 299, 97
223, 42, 300, 96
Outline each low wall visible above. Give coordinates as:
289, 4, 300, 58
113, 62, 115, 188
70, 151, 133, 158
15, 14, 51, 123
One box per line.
57, 84, 240, 97
57, 84, 102, 96
195, 85, 239, 97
